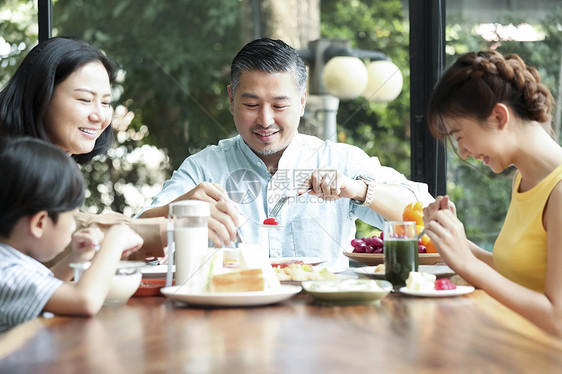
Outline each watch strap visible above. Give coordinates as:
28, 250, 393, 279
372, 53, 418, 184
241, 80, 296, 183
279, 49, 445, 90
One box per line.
352, 175, 375, 206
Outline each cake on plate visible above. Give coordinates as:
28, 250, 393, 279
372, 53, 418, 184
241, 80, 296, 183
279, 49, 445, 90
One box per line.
189, 244, 281, 293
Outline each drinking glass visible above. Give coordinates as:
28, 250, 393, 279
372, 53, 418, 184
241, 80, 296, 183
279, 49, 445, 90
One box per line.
170, 201, 210, 287
384, 221, 419, 287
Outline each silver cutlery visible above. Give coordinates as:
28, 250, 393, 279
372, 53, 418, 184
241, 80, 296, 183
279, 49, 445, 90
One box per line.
269, 188, 312, 219
269, 195, 289, 218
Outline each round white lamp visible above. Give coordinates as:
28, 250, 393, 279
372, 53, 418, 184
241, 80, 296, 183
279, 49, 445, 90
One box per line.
363, 60, 403, 102
322, 56, 368, 100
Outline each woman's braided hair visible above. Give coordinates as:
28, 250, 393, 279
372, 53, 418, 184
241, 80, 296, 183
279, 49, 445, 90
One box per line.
427, 50, 553, 139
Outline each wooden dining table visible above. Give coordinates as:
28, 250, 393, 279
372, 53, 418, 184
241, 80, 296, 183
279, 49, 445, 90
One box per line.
2, 269, 562, 374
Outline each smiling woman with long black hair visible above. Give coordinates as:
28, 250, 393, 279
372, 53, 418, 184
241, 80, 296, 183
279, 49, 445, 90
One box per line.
0, 36, 166, 267
0, 36, 116, 164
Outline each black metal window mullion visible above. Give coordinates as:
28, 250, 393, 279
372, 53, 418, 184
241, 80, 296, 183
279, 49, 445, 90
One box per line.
38, 0, 52, 43
409, 0, 447, 198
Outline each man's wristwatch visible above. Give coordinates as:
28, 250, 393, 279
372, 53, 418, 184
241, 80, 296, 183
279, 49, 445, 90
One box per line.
351, 175, 375, 207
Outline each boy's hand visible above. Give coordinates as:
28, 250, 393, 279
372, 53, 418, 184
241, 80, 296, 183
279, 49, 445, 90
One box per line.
104, 225, 144, 257
70, 227, 104, 262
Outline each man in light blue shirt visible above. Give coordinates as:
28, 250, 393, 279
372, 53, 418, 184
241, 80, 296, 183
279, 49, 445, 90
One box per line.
138, 38, 433, 267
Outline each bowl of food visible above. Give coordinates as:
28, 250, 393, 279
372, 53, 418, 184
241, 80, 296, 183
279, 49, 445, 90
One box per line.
302, 279, 392, 304
70, 261, 145, 305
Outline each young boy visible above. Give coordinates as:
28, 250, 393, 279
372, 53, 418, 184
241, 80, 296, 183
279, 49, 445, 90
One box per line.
0, 138, 143, 332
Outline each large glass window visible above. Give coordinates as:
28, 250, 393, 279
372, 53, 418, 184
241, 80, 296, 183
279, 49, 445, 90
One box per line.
0, 1, 38, 87
445, 1, 562, 250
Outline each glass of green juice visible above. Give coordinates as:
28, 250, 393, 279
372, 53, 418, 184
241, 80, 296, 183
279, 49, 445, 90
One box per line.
384, 221, 419, 288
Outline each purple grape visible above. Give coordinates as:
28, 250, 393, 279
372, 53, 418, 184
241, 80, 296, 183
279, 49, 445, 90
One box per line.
418, 244, 427, 253
365, 245, 375, 253
351, 239, 363, 249
370, 236, 384, 248
363, 237, 375, 246
373, 247, 383, 254
353, 241, 367, 253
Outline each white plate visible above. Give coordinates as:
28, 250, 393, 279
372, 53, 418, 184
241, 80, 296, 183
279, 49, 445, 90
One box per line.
270, 257, 327, 266
355, 265, 455, 279
160, 284, 302, 307
399, 285, 475, 297
142, 264, 174, 279
323, 265, 348, 274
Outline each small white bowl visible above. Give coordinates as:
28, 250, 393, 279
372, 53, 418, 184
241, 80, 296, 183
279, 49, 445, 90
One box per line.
70, 261, 145, 306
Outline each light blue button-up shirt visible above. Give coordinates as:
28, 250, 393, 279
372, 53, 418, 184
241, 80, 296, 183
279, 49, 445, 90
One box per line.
139, 133, 430, 268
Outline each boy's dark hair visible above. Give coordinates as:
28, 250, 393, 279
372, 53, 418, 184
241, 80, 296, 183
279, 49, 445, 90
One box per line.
0, 137, 85, 237
0, 36, 117, 165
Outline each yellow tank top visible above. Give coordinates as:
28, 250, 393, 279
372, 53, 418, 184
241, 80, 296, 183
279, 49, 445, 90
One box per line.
493, 164, 562, 293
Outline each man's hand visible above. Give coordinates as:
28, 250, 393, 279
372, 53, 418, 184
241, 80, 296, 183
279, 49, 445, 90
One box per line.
179, 182, 240, 247
208, 198, 240, 247
181, 182, 228, 204
297, 166, 364, 201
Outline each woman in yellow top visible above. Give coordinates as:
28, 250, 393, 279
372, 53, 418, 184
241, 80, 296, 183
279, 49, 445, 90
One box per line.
424, 50, 562, 337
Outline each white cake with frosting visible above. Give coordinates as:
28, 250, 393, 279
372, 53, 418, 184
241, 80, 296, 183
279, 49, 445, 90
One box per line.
196, 244, 281, 293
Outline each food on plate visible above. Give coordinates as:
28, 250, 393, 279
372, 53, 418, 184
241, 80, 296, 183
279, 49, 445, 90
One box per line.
405, 272, 457, 292
271, 259, 305, 268
263, 217, 279, 225
211, 269, 265, 292
351, 235, 383, 253
435, 278, 457, 291
373, 264, 385, 274
351, 203, 436, 254
402, 202, 437, 253
350, 231, 427, 254
406, 272, 436, 291
403, 201, 424, 226
425, 240, 437, 253
304, 278, 383, 292
273, 263, 337, 282
190, 244, 281, 293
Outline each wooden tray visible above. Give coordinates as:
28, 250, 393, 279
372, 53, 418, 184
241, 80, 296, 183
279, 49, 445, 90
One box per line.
343, 250, 442, 266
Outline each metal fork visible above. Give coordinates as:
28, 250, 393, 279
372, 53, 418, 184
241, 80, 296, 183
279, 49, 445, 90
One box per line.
269, 195, 289, 218
269, 188, 312, 218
